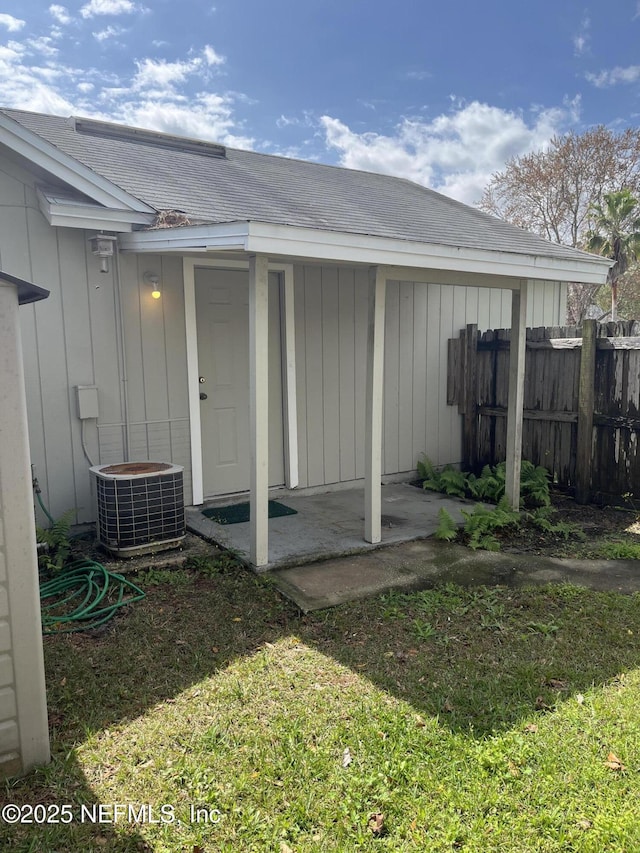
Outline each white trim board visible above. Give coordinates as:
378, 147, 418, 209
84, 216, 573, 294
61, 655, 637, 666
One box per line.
37, 187, 154, 232
121, 220, 612, 286
183, 257, 298, 506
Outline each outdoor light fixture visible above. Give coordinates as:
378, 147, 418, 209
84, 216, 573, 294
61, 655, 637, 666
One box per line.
144, 271, 161, 299
88, 233, 117, 274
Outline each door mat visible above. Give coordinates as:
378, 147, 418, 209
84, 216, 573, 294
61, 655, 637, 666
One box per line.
202, 500, 298, 525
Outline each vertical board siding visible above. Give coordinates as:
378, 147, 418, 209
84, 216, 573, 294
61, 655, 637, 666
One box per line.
57, 228, 98, 517
139, 256, 171, 424
383, 280, 400, 474
27, 210, 78, 522
163, 255, 190, 421
424, 284, 442, 461
302, 266, 325, 486
293, 264, 308, 487
437, 285, 455, 465
353, 269, 369, 479
411, 282, 428, 465
338, 268, 356, 482
119, 252, 146, 426
321, 266, 341, 484
294, 270, 563, 488
0, 154, 192, 521
398, 283, 415, 472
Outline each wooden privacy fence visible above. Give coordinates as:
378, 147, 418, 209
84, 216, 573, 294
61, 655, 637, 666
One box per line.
448, 320, 640, 503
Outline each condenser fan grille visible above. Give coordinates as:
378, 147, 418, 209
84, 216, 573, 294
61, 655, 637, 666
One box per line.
91, 463, 185, 556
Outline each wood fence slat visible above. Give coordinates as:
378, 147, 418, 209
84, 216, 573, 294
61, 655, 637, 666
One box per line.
462, 323, 478, 469
450, 320, 640, 502
447, 338, 461, 406
575, 320, 596, 504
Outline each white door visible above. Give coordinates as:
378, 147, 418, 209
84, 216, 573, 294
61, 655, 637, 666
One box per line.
195, 267, 285, 497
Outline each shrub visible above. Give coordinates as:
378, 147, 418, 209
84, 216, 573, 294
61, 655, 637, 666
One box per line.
417, 456, 551, 508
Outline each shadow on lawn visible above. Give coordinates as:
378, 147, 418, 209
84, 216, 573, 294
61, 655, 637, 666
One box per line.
0, 755, 152, 852
38, 564, 640, 741
4, 560, 640, 849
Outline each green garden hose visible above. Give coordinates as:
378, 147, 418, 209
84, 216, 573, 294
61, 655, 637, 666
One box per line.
35, 486, 56, 527
33, 477, 146, 633
39, 559, 145, 635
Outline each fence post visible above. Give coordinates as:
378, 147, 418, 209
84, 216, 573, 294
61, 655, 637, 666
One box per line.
505, 285, 528, 510
575, 319, 596, 504
462, 323, 478, 470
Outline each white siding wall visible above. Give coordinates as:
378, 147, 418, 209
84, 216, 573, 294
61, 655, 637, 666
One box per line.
0, 155, 191, 522
113, 252, 191, 501
292, 265, 565, 488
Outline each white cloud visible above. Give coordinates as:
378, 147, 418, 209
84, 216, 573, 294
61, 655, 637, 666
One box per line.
203, 45, 224, 66
275, 111, 314, 129
573, 15, 590, 56
405, 70, 432, 81
93, 25, 125, 41
49, 5, 71, 25
0, 13, 25, 32
80, 0, 135, 19
0, 25, 249, 149
132, 47, 224, 92
132, 57, 197, 90
26, 36, 59, 57
586, 65, 640, 87
321, 99, 579, 204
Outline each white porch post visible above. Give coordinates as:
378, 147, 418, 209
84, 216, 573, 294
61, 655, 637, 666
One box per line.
364, 266, 387, 543
505, 280, 528, 510
249, 253, 270, 567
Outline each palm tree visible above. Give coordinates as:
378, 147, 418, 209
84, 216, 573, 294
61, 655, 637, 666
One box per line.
585, 189, 640, 321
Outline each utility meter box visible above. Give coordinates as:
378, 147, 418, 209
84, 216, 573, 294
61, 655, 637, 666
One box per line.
75, 385, 99, 420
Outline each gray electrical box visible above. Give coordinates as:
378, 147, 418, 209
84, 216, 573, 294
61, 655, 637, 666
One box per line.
75, 385, 99, 420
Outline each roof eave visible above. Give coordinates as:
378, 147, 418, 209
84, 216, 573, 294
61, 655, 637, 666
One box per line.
37, 187, 155, 232
119, 220, 612, 286
0, 111, 155, 214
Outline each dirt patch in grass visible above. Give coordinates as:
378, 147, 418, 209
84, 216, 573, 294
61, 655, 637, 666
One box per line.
496, 491, 640, 558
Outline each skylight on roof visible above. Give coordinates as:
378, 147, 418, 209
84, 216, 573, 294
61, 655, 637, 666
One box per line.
72, 117, 226, 159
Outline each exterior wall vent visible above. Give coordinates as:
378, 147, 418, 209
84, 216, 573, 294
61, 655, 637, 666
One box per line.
90, 462, 185, 557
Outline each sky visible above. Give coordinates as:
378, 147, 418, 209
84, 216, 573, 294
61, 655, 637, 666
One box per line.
0, 0, 638, 205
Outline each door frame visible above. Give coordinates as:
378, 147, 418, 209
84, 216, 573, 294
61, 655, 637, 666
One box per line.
183, 257, 298, 505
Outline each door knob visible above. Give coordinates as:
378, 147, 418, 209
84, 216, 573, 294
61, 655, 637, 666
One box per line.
199, 392, 208, 400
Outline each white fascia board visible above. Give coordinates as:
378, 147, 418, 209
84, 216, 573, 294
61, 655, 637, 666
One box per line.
246, 222, 612, 286
119, 222, 250, 252
37, 188, 154, 232
0, 112, 154, 213
119, 219, 611, 286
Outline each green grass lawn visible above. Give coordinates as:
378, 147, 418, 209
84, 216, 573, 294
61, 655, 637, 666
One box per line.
3, 558, 640, 852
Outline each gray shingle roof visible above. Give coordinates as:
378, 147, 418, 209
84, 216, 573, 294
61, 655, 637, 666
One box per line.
1, 108, 609, 267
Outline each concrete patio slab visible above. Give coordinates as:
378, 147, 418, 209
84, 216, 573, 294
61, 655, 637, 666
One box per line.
270, 538, 640, 612
186, 482, 471, 570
